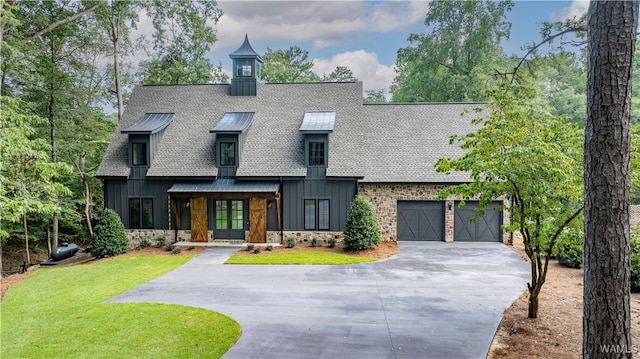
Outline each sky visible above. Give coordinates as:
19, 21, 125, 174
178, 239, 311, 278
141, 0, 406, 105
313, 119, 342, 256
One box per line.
142, 1, 589, 96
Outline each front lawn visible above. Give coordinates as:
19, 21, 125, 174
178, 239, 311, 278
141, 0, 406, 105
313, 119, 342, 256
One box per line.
1, 254, 241, 358
225, 251, 378, 265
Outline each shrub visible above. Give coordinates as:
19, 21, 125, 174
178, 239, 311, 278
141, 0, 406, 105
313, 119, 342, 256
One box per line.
139, 238, 151, 248
246, 244, 255, 251
287, 236, 296, 248
155, 236, 166, 247
343, 195, 381, 250
311, 237, 321, 247
90, 209, 128, 258
328, 237, 337, 248
553, 228, 584, 269
631, 226, 640, 293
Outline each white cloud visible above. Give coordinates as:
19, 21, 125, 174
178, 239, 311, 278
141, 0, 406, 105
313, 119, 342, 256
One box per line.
214, 0, 429, 51
313, 50, 396, 94
550, 0, 588, 22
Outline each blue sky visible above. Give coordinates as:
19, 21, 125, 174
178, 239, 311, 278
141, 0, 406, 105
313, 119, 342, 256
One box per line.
140, 1, 589, 95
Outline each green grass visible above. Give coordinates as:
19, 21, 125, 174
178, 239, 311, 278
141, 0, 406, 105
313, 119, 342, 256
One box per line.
1, 254, 241, 358
225, 251, 378, 265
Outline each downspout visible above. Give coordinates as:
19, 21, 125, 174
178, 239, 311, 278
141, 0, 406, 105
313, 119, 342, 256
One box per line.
280, 177, 284, 244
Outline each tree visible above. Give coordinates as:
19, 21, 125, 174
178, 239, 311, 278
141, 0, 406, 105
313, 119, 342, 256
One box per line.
261, 46, 321, 83
435, 83, 584, 318
391, 0, 513, 102
633, 124, 640, 204
364, 89, 388, 104
583, 1, 638, 357
323, 66, 357, 82
0, 96, 72, 261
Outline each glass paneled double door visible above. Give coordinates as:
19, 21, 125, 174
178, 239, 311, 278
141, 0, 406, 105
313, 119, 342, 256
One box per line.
214, 200, 245, 239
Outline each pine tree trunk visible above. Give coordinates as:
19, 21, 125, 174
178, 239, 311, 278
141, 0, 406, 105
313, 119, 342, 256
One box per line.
49, 35, 59, 250
23, 214, 30, 265
583, 2, 638, 357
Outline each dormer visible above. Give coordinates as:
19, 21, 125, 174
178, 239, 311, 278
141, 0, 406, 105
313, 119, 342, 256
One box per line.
299, 111, 335, 171
121, 113, 173, 172
210, 112, 255, 178
229, 35, 263, 96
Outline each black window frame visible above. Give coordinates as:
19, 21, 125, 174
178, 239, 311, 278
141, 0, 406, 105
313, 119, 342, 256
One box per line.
236, 60, 252, 77
303, 198, 330, 230
308, 141, 325, 167
220, 142, 236, 166
132, 142, 147, 166
129, 198, 153, 229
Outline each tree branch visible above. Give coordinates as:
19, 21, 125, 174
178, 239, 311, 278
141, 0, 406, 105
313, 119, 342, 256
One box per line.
23, 4, 99, 43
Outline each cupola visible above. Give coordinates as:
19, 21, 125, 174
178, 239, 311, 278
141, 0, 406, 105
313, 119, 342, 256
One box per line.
229, 34, 263, 96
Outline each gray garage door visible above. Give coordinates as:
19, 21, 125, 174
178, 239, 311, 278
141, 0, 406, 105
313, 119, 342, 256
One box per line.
454, 201, 502, 242
397, 201, 445, 241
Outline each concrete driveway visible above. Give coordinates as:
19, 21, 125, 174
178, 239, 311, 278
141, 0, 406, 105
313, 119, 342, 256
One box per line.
109, 242, 529, 359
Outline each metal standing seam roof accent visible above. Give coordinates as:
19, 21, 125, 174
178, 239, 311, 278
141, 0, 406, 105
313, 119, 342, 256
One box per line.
299, 111, 336, 133
167, 179, 280, 193
210, 112, 255, 133
121, 113, 174, 134
229, 34, 263, 62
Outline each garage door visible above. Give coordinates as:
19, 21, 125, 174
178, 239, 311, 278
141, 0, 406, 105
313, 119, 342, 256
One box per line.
454, 201, 502, 242
397, 201, 445, 241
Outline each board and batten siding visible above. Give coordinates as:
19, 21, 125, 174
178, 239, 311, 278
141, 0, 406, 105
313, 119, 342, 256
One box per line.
103, 178, 172, 229
282, 174, 357, 231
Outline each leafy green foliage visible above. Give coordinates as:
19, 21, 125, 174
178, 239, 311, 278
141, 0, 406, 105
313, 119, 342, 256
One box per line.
261, 46, 320, 83
553, 228, 584, 269
311, 237, 321, 247
287, 236, 296, 248
0, 96, 72, 240
343, 195, 381, 251
323, 66, 357, 82
90, 209, 128, 258
391, 0, 513, 102
328, 237, 337, 248
631, 226, 640, 293
435, 83, 584, 318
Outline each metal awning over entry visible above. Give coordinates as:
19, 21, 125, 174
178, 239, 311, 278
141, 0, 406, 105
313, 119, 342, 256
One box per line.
168, 179, 279, 196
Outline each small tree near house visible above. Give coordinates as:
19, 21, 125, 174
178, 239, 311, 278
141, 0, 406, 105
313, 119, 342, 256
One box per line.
343, 195, 381, 250
90, 209, 128, 258
435, 83, 584, 319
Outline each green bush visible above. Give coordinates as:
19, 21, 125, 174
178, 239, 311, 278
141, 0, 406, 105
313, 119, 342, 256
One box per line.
631, 226, 640, 293
311, 237, 321, 247
140, 238, 151, 248
90, 209, 128, 258
328, 237, 337, 248
553, 228, 584, 269
343, 195, 381, 251
287, 236, 296, 248
155, 236, 166, 247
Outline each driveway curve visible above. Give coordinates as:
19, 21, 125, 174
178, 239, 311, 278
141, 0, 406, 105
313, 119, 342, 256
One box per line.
109, 242, 529, 359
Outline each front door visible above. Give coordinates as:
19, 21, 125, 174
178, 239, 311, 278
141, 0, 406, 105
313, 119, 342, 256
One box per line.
190, 197, 208, 242
214, 200, 245, 239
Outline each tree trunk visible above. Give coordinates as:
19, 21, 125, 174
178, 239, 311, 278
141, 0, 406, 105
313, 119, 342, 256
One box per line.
80, 151, 93, 237
110, 14, 123, 123
23, 214, 30, 264
583, 2, 638, 358
49, 34, 59, 250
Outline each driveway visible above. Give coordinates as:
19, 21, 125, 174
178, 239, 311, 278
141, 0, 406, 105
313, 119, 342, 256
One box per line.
109, 242, 529, 359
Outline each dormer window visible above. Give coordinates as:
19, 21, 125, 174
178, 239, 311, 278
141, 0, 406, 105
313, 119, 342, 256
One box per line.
220, 142, 236, 166
132, 143, 148, 166
308, 141, 325, 166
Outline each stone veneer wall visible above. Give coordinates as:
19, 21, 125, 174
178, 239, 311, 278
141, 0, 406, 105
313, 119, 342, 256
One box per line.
358, 184, 510, 242
266, 231, 343, 244
126, 229, 201, 248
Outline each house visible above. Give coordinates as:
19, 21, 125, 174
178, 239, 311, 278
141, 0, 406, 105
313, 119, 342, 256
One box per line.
97, 36, 507, 246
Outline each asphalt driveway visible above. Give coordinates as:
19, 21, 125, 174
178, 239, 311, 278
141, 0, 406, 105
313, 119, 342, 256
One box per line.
109, 242, 529, 359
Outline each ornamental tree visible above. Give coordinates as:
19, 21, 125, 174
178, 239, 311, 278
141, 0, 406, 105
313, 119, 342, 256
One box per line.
435, 83, 584, 318
343, 195, 381, 251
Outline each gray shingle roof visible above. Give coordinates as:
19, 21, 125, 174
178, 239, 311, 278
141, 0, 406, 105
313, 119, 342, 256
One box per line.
97, 82, 482, 183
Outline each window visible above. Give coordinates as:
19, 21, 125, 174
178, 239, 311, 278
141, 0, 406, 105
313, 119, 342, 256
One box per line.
129, 198, 153, 229
132, 143, 147, 166
220, 142, 235, 166
304, 199, 330, 230
236, 61, 252, 77
308, 141, 325, 166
